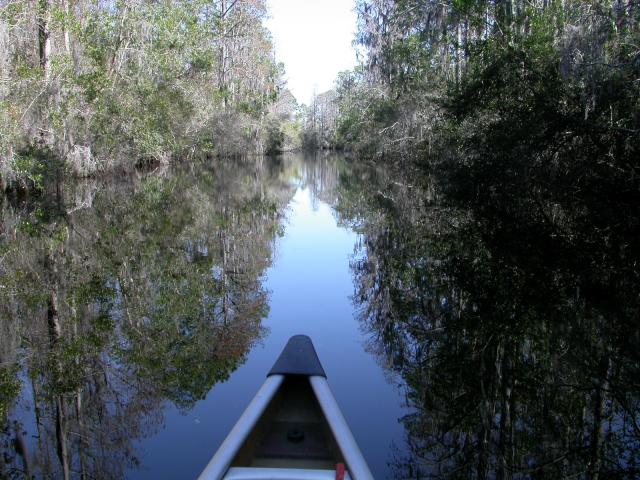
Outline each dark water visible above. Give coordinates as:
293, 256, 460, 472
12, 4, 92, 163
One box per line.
1, 153, 639, 479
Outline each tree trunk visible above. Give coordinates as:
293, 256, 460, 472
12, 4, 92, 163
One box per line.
589, 355, 612, 480
47, 288, 61, 343
38, 0, 52, 80
62, 0, 71, 56
456, 22, 462, 86
498, 344, 514, 480
220, 0, 228, 111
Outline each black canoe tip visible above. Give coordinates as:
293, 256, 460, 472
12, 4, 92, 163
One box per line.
267, 335, 327, 378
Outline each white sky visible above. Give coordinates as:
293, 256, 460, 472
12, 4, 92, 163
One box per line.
265, 0, 358, 105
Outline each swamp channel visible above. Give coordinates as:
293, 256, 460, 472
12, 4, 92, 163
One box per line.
1, 153, 639, 479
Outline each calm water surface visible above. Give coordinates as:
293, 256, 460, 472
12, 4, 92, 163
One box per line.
0, 153, 408, 479
130, 164, 408, 478
2, 152, 639, 479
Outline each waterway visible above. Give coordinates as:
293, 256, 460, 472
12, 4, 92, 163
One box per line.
1, 151, 639, 479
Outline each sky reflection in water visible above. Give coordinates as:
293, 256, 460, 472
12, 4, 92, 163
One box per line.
132, 169, 406, 479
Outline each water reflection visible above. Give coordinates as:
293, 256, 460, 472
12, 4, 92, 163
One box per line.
0, 158, 294, 478
335, 161, 640, 478
5, 152, 632, 479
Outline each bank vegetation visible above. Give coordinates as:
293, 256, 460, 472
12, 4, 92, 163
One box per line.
0, 0, 300, 192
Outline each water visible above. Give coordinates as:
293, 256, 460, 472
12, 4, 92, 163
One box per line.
0, 153, 407, 479
2, 152, 639, 479
130, 182, 407, 478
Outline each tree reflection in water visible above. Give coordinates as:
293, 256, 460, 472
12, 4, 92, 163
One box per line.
335, 162, 640, 479
2, 153, 638, 478
0, 158, 294, 478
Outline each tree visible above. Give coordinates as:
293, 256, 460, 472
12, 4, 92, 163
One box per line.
0, 0, 290, 189
334, 157, 640, 479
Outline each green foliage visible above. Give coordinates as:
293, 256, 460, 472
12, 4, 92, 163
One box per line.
7, 147, 66, 194
335, 85, 404, 157
16, 208, 46, 237
440, 21, 640, 310
122, 322, 246, 409
1, 0, 286, 187
11, 155, 46, 192
265, 119, 285, 155
280, 120, 302, 151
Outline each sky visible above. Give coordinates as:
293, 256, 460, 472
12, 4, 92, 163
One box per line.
265, 0, 358, 105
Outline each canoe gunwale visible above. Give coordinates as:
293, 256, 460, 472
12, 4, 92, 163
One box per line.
198, 375, 285, 480
197, 336, 374, 480
309, 376, 373, 480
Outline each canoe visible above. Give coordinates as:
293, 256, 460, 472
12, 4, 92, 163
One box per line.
198, 335, 374, 480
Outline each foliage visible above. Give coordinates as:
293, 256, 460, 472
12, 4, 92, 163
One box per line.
0, 0, 293, 190
0, 364, 20, 421
334, 0, 640, 162
440, 19, 640, 317
299, 89, 340, 151
332, 2, 640, 476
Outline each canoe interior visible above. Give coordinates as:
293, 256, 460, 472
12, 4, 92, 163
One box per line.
231, 376, 345, 470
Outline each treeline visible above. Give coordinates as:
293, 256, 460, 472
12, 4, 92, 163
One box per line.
299, 89, 339, 150
0, 0, 297, 191
322, 0, 639, 159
